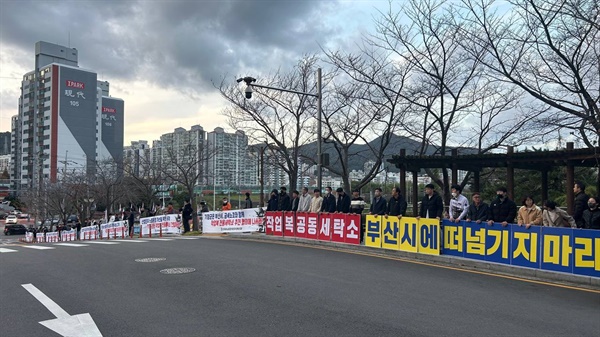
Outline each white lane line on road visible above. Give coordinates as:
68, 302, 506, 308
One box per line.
22, 284, 70, 319
0, 248, 18, 253
172, 237, 200, 240
112, 240, 148, 243
55, 243, 89, 247
143, 238, 174, 241
22, 246, 55, 250
86, 241, 119, 245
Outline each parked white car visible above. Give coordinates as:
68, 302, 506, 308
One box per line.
18, 213, 29, 219
5, 215, 18, 224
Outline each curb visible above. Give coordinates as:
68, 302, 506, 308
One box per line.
226, 233, 600, 291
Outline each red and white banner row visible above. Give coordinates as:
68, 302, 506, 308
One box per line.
265, 211, 361, 245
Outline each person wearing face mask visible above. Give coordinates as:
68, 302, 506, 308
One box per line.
487, 187, 517, 227
448, 184, 469, 223
266, 189, 279, 212
517, 195, 542, 229
417, 183, 443, 220
582, 197, 600, 229
277, 186, 291, 211
320, 186, 337, 213
369, 187, 387, 216
221, 197, 232, 211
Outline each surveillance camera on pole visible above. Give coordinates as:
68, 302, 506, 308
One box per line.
236, 77, 256, 99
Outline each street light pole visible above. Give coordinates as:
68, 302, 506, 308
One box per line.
237, 68, 323, 192
259, 143, 266, 207
316, 68, 322, 192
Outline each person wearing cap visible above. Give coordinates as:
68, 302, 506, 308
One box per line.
320, 186, 337, 213
487, 187, 517, 226
266, 189, 279, 212
277, 186, 291, 211
418, 183, 443, 219
309, 189, 323, 213
449, 184, 469, 223
335, 187, 351, 213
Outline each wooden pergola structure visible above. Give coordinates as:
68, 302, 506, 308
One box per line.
388, 142, 600, 215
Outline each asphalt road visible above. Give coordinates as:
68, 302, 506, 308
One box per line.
0, 236, 599, 336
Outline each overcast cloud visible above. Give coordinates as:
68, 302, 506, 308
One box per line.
0, 0, 382, 142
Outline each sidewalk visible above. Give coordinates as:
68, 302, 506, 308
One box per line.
226, 232, 600, 290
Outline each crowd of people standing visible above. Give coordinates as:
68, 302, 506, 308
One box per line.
262, 181, 600, 231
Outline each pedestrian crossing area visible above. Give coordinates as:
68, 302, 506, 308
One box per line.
0, 237, 201, 254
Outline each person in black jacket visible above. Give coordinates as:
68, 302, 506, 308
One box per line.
278, 187, 291, 211
387, 186, 407, 218
291, 190, 300, 212
466, 192, 489, 224
321, 186, 337, 213
418, 183, 443, 219
487, 187, 517, 227
180, 199, 194, 233
573, 181, 589, 228
369, 188, 387, 215
266, 189, 279, 211
244, 192, 253, 209
582, 196, 600, 229
335, 187, 351, 213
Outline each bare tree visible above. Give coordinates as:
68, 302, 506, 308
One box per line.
121, 151, 165, 209
323, 46, 412, 191
92, 159, 125, 219
218, 56, 323, 191
159, 138, 205, 231
368, 0, 530, 202
460, 0, 600, 147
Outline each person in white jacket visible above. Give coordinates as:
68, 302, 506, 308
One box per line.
297, 187, 312, 212
449, 184, 469, 223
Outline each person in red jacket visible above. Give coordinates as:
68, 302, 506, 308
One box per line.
221, 197, 232, 211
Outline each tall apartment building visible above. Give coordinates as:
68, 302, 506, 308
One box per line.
0, 132, 11, 155
152, 126, 205, 184
11, 41, 124, 194
123, 140, 151, 177
206, 128, 249, 187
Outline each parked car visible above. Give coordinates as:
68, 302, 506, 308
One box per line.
5, 215, 18, 224
18, 213, 29, 219
4, 224, 27, 235
67, 215, 79, 223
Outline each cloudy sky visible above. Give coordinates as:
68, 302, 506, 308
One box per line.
0, 0, 391, 144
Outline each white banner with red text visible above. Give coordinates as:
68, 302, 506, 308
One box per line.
202, 208, 262, 233
139, 214, 181, 236
100, 221, 128, 238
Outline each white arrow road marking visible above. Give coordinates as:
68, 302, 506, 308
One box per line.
0, 248, 18, 253
22, 246, 55, 250
22, 284, 102, 336
112, 239, 148, 243
55, 243, 89, 247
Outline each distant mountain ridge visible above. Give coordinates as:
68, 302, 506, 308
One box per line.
298, 134, 439, 172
